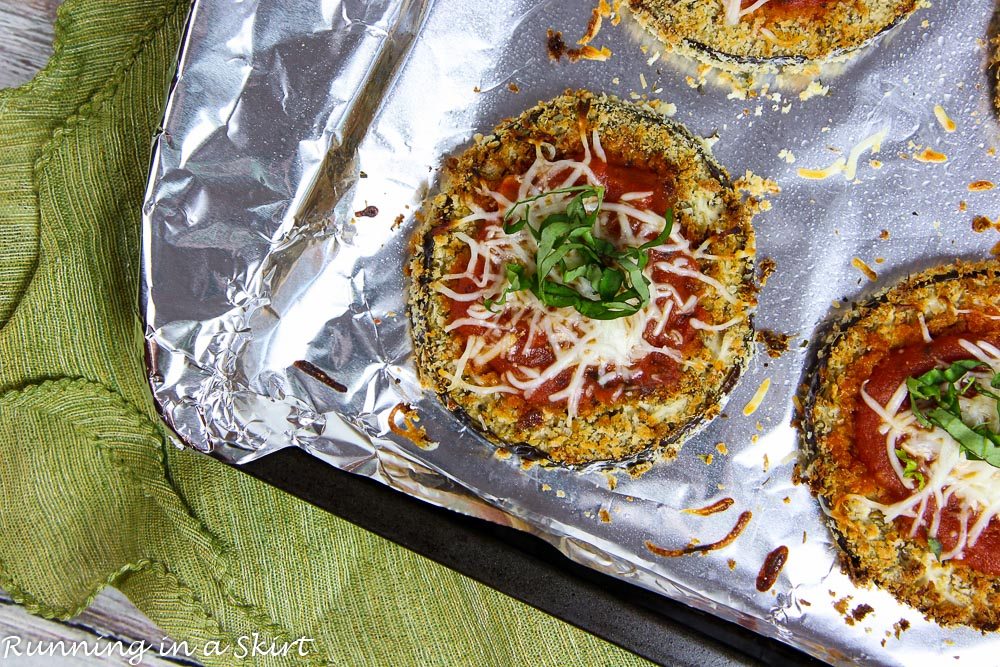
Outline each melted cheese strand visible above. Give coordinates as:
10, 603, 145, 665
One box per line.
844, 130, 886, 181
620, 191, 654, 201
860, 380, 913, 487
959, 339, 1000, 372
740, 0, 772, 18
655, 258, 739, 304
691, 316, 744, 332
917, 313, 932, 343
724, 0, 772, 25
591, 129, 607, 163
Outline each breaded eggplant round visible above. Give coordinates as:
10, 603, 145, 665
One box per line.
408, 90, 756, 466
624, 0, 919, 72
803, 260, 1000, 629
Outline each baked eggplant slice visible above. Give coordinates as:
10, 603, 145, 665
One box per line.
408, 91, 756, 466
802, 260, 1000, 629
624, 0, 920, 72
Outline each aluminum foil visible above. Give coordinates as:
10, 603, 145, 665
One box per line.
141, 1, 1000, 663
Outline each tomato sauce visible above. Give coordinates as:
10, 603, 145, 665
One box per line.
443, 158, 709, 417
745, 0, 836, 21
588, 160, 671, 214
498, 159, 672, 217
853, 327, 1000, 574
756, 545, 789, 593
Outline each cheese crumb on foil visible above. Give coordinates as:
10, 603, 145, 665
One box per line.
933, 104, 957, 133
743, 378, 771, 416
797, 130, 887, 181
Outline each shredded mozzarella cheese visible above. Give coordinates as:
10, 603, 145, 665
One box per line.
844, 130, 887, 181
723, 0, 772, 25
433, 129, 739, 418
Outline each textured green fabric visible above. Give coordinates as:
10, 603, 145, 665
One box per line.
0, 1, 653, 665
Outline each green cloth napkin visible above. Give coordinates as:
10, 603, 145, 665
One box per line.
0, 1, 653, 664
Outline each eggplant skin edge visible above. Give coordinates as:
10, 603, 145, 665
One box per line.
800, 259, 1000, 630
624, 0, 920, 73
406, 90, 757, 468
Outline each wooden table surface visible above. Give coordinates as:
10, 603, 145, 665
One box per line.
0, 3, 194, 664
0, 0, 59, 88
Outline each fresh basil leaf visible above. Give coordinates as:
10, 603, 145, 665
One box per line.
562, 187, 604, 225
491, 184, 675, 321
503, 216, 529, 234
907, 375, 938, 401
503, 263, 521, 286
538, 212, 572, 233
638, 209, 675, 251
502, 185, 597, 222
618, 256, 650, 304
894, 448, 926, 490
568, 226, 615, 256
905, 377, 933, 427
597, 268, 624, 300
980, 382, 1000, 425
926, 407, 1000, 467
944, 379, 960, 413
537, 279, 581, 308
538, 241, 594, 284
562, 263, 591, 283
914, 360, 984, 387
558, 263, 601, 288
484, 263, 529, 311
575, 298, 641, 320
973, 424, 1000, 447
593, 236, 616, 257
565, 191, 588, 222
927, 537, 942, 560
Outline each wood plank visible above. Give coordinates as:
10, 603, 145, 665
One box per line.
0, 588, 200, 666
0, 0, 61, 89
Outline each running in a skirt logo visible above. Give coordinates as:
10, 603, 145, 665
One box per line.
0, 634, 315, 664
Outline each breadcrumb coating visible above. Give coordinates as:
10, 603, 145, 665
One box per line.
408, 91, 756, 466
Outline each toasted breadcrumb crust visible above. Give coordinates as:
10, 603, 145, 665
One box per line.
993, 34, 1000, 115
624, 0, 919, 72
408, 91, 756, 466
803, 260, 1000, 629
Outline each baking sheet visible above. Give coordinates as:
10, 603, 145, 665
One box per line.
141, 1, 1000, 663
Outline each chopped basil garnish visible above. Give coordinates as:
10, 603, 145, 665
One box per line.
905, 359, 1000, 468
484, 185, 673, 321
927, 537, 942, 560
894, 447, 926, 489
